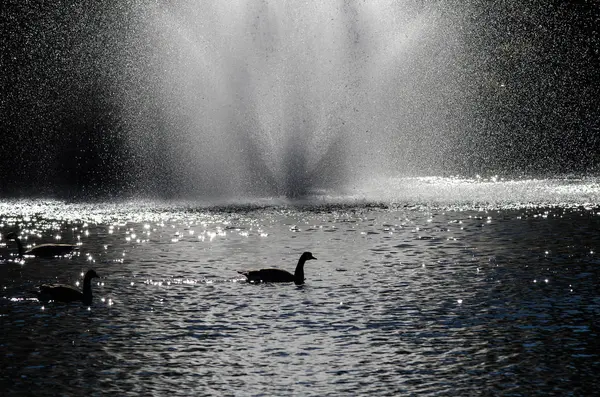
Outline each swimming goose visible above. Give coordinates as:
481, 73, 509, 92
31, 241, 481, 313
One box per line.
238, 252, 317, 285
35, 269, 100, 305
6, 232, 78, 258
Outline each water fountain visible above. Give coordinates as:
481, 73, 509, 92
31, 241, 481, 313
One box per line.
2, 1, 595, 200
2, 1, 466, 198
112, 0, 466, 198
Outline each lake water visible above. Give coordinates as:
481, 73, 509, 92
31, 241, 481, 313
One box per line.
1, 177, 600, 395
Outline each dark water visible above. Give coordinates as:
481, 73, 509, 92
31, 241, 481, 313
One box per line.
1, 189, 600, 395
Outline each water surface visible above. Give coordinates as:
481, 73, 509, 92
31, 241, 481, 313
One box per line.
1, 178, 600, 395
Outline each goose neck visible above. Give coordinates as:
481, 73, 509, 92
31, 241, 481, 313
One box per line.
294, 258, 306, 285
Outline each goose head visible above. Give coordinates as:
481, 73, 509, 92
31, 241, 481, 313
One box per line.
300, 252, 317, 262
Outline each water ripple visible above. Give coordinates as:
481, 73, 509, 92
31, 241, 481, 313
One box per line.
2, 200, 600, 395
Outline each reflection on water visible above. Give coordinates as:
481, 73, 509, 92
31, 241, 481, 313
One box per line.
1, 190, 600, 395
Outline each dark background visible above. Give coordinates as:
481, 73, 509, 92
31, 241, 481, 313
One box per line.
1, 0, 599, 198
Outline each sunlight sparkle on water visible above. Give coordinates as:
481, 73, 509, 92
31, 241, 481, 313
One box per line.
1, 181, 600, 394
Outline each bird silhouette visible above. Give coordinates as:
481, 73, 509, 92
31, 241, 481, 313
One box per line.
6, 232, 77, 258
238, 252, 317, 285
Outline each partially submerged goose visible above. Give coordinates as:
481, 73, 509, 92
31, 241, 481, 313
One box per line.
6, 232, 77, 258
238, 252, 317, 285
35, 269, 100, 305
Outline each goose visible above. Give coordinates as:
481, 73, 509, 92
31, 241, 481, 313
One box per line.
6, 232, 78, 258
35, 269, 100, 305
238, 252, 317, 285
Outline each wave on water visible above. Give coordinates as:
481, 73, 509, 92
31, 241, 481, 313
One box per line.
1, 176, 600, 223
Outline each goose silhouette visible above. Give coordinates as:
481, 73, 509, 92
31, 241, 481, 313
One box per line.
238, 252, 317, 285
35, 269, 100, 305
6, 232, 77, 258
